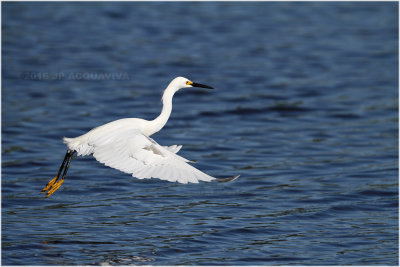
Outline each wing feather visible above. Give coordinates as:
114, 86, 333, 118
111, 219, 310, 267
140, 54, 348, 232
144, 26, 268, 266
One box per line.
89, 128, 216, 183
164, 145, 182, 154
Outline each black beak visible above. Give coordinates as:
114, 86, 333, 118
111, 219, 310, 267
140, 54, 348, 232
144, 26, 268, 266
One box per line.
192, 82, 214, 89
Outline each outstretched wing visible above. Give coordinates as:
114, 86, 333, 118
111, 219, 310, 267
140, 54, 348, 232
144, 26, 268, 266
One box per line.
90, 128, 216, 183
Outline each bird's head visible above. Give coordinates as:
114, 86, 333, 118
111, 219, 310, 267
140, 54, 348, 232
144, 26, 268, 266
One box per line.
170, 76, 214, 90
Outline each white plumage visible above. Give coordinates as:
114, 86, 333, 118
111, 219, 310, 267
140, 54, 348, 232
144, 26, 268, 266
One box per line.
42, 77, 239, 197
64, 120, 212, 183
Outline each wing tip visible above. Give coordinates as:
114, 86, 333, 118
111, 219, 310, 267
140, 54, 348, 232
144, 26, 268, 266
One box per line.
215, 174, 240, 183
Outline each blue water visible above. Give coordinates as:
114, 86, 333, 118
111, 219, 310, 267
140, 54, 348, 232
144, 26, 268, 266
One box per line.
2, 2, 398, 265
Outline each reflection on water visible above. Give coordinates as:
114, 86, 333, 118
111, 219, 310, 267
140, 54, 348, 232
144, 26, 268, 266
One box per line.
2, 2, 398, 265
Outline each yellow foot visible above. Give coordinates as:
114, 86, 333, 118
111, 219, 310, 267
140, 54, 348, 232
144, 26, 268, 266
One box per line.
46, 179, 65, 198
41, 176, 58, 194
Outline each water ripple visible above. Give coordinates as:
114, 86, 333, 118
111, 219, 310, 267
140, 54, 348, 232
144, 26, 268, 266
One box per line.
2, 2, 398, 265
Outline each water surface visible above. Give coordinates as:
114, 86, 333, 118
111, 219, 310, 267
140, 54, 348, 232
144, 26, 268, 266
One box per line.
2, 2, 398, 265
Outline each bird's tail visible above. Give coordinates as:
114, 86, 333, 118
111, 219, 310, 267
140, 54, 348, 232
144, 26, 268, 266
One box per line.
63, 137, 93, 156
63, 137, 76, 148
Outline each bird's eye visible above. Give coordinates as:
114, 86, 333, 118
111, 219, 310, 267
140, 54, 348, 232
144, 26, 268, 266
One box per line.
186, 81, 192, 85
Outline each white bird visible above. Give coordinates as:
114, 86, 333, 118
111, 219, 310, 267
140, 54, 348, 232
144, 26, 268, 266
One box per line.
41, 76, 239, 197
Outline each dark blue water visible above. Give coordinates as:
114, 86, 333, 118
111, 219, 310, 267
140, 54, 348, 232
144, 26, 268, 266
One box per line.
2, 2, 398, 265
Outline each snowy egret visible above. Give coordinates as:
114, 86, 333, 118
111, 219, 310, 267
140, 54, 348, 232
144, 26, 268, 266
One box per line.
41, 76, 239, 197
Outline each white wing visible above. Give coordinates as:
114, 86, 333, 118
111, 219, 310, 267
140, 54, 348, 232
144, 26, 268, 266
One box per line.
164, 144, 182, 154
86, 128, 216, 183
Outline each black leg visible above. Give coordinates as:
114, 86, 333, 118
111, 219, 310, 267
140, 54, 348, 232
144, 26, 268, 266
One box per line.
54, 150, 70, 181
60, 150, 75, 181
41, 150, 76, 197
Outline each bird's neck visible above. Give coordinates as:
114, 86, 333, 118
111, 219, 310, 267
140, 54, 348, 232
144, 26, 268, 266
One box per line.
146, 87, 176, 136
